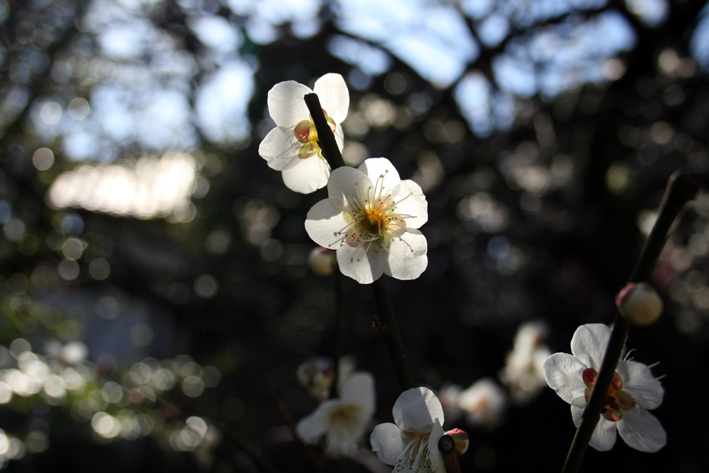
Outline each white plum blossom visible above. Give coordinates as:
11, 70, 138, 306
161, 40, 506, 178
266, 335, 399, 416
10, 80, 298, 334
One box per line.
258, 73, 349, 194
370, 387, 446, 473
543, 323, 666, 452
296, 372, 375, 456
500, 321, 551, 404
457, 378, 507, 428
304, 157, 428, 284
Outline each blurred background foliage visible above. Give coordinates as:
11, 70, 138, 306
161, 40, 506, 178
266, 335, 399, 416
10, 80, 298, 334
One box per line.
0, 0, 708, 471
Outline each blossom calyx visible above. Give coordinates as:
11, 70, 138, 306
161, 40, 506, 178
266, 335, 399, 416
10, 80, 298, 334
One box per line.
616, 282, 663, 326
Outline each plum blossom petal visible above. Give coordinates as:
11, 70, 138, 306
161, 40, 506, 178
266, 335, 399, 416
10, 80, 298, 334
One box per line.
358, 157, 402, 194
570, 323, 610, 369
267, 81, 312, 126
305, 199, 349, 245
370, 423, 408, 465
571, 406, 618, 451
341, 372, 376, 413
544, 323, 666, 453
336, 243, 385, 284
384, 230, 428, 281
334, 124, 345, 152
326, 165, 371, 211
259, 73, 349, 194
304, 157, 428, 284
619, 361, 664, 410
314, 73, 350, 123
543, 353, 587, 404
394, 180, 428, 229
259, 127, 301, 170
392, 387, 444, 433
617, 407, 667, 452
282, 152, 330, 194
297, 407, 330, 443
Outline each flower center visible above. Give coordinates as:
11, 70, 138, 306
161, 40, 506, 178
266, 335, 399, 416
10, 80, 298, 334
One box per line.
330, 171, 416, 264
293, 109, 336, 160
350, 202, 402, 243
582, 368, 636, 422
326, 404, 363, 431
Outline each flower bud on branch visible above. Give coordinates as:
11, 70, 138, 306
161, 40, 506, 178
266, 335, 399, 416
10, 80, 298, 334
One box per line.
616, 282, 664, 326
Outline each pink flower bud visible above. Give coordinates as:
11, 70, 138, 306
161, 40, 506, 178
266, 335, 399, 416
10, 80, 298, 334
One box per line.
444, 428, 469, 456
615, 282, 663, 326
308, 247, 337, 276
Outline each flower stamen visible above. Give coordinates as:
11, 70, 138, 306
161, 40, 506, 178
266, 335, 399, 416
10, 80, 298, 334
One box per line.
329, 184, 414, 253
582, 368, 637, 422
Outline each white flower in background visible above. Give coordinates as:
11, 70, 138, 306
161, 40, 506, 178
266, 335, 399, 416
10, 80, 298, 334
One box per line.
304, 157, 428, 284
543, 323, 666, 452
258, 73, 349, 194
457, 378, 507, 429
436, 384, 463, 423
511, 320, 549, 349
370, 387, 446, 473
500, 321, 551, 404
296, 372, 375, 456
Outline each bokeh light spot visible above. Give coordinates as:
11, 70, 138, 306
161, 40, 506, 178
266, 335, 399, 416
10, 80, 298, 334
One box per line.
131, 323, 154, 347
88, 258, 110, 280
32, 147, 54, 170
181, 375, 204, 398
68, 97, 90, 121
194, 274, 218, 298
40, 101, 62, 125
58, 259, 80, 280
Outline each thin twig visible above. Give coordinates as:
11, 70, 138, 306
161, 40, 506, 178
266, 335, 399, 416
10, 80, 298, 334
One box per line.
372, 277, 416, 391
304, 93, 346, 169
275, 401, 325, 473
303, 93, 416, 393
561, 169, 697, 473
215, 421, 283, 473
330, 270, 346, 399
